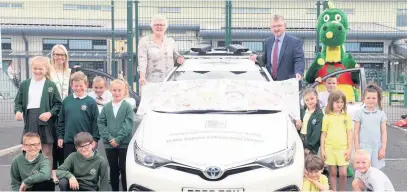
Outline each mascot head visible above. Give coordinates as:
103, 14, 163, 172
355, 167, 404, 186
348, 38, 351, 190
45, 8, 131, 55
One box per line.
317, 0, 348, 46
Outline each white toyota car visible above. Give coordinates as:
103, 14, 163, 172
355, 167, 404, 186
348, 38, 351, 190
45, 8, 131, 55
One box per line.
126, 45, 304, 191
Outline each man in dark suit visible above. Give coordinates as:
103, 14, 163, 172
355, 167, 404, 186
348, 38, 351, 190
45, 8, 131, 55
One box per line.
250, 15, 305, 82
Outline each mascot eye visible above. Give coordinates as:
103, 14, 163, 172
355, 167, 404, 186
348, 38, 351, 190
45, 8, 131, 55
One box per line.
323, 14, 330, 22
335, 14, 342, 21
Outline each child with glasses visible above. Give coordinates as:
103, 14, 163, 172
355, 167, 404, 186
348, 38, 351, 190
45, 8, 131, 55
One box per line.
56, 132, 110, 191
10, 132, 55, 191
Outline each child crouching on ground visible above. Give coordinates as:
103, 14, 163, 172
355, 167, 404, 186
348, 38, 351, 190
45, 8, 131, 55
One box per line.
10, 132, 55, 191
56, 132, 110, 191
302, 155, 330, 191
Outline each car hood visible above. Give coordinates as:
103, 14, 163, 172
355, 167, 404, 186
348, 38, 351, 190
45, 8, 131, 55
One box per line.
137, 111, 290, 167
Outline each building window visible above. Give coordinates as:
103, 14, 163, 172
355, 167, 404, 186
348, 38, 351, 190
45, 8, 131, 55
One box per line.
345, 42, 383, 53
1, 38, 12, 50
43, 39, 107, 51
397, 9, 407, 27
360, 42, 383, 52
43, 39, 68, 50
63, 4, 110, 11
159, 7, 180, 13
0, 3, 23, 8
69, 40, 93, 50
242, 42, 264, 52
93, 40, 107, 50
345, 42, 360, 52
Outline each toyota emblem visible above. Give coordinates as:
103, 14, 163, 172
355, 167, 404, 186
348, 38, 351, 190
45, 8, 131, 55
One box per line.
203, 166, 223, 180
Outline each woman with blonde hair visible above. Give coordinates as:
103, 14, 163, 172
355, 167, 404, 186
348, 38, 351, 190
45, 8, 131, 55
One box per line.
49, 44, 71, 184
50, 44, 71, 99
138, 15, 185, 86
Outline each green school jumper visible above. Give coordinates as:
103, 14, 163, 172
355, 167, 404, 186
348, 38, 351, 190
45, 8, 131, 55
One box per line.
56, 151, 110, 191
300, 108, 324, 154
10, 151, 51, 191
98, 101, 134, 148
57, 95, 100, 143
14, 79, 62, 127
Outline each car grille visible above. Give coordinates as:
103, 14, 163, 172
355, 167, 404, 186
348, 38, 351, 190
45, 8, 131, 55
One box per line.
165, 164, 262, 181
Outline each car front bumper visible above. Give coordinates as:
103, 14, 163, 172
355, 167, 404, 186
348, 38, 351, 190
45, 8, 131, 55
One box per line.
126, 145, 304, 191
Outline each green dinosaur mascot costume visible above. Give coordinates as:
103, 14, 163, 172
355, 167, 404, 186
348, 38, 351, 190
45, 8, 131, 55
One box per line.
305, 0, 359, 102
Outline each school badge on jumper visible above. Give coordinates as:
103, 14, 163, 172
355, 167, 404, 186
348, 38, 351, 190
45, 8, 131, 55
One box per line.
48, 87, 53, 93
312, 119, 317, 125
32, 170, 39, 174
81, 105, 87, 111
90, 168, 96, 175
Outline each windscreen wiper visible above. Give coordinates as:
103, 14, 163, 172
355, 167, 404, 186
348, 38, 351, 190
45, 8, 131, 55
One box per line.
153, 109, 281, 114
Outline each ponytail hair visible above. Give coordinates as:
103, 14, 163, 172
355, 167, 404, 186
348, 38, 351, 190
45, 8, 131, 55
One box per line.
114, 76, 130, 98
302, 87, 322, 111
30, 56, 52, 80
363, 83, 383, 110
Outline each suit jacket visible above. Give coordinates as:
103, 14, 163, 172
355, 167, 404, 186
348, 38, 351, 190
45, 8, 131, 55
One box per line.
258, 34, 305, 81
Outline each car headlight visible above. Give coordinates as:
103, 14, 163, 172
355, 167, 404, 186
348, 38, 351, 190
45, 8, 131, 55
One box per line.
134, 141, 172, 169
257, 142, 296, 169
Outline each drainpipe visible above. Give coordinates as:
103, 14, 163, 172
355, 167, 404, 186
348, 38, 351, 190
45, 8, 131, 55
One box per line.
22, 33, 29, 80
126, 1, 134, 87
387, 40, 396, 86
111, 0, 117, 78
225, 0, 232, 47
315, 0, 321, 53
134, 0, 139, 95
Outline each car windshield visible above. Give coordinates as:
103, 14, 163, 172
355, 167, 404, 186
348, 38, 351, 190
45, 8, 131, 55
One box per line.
137, 79, 300, 118
167, 70, 269, 81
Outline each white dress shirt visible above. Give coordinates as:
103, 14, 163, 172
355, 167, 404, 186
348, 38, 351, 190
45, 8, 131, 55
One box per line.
27, 78, 46, 109
112, 100, 123, 118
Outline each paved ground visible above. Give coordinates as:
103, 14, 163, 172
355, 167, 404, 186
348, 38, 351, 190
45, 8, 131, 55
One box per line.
0, 121, 23, 150
0, 122, 406, 191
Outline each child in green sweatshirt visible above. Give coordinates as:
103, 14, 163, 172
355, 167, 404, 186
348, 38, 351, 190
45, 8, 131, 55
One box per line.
10, 132, 55, 191
56, 132, 110, 191
98, 79, 134, 191
57, 71, 100, 160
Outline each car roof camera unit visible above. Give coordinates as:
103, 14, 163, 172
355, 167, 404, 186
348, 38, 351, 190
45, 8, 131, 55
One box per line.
188, 44, 252, 56
227, 44, 249, 55
190, 44, 212, 55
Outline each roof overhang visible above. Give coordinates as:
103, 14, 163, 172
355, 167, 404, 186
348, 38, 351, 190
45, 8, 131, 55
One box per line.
0, 24, 200, 38
305, 52, 406, 61
199, 29, 407, 40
